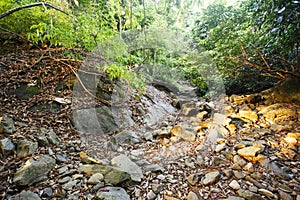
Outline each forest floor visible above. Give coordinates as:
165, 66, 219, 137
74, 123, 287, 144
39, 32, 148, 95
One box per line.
0, 47, 300, 200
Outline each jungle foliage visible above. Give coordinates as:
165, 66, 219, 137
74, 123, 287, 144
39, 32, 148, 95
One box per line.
192, 0, 300, 94
0, 0, 299, 95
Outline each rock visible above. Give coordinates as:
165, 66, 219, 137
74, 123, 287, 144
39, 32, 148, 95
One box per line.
197, 111, 208, 121
187, 191, 199, 200
57, 166, 69, 174
58, 176, 71, 184
278, 191, 293, 200
88, 173, 104, 184
215, 143, 227, 153
151, 184, 163, 194
238, 110, 258, 121
170, 125, 182, 136
233, 171, 245, 179
36, 133, 49, 146
275, 183, 293, 193
143, 102, 168, 126
233, 155, 247, 167
144, 164, 165, 173
243, 162, 254, 172
79, 152, 103, 164
206, 125, 222, 145
258, 189, 277, 199
96, 187, 130, 200
185, 157, 195, 168
13, 155, 56, 186
212, 156, 228, 166
72, 106, 119, 134
280, 148, 296, 159
16, 140, 38, 158
286, 132, 300, 140
202, 171, 220, 185
62, 180, 78, 190
229, 180, 241, 190
170, 125, 196, 141
179, 130, 196, 142
0, 115, 16, 134
10, 190, 41, 200
42, 187, 53, 197
56, 153, 69, 163
237, 189, 265, 200
0, 138, 15, 156
143, 132, 154, 141
147, 190, 157, 200
234, 143, 246, 150
237, 146, 261, 157
272, 78, 300, 104
72, 174, 84, 180
259, 104, 297, 122
245, 176, 263, 188
212, 113, 228, 126
196, 155, 205, 166
111, 130, 140, 144
223, 170, 233, 178
188, 174, 200, 185
157, 129, 171, 138
44, 128, 60, 145
249, 186, 258, 193
182, 104, 198, 116
93, 182, 105, 191
157, 174, 166, 180
80, 164, 131, 185
111, 154, 143, 182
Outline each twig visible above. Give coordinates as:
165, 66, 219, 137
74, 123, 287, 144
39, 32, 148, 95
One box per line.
238, 40, 248, 59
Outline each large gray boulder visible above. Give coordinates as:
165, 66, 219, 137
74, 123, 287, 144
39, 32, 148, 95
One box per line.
13, 155, 56, 186
111, 154, 143, 182
80, 164, 131, 185
72, 106, 134, 134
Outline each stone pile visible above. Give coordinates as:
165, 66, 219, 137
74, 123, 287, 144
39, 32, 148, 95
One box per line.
1, 84, 300, 200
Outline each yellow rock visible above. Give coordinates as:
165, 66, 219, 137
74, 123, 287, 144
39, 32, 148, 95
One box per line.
170, 125, 182, 136
227, 124, 237, 133
284, 137, 297, 145
237, 146, 261, 157
238, 110, 258, 121
259, 103, 297, 121
243, 154, 267, 163
196, 111, 208, 120
198, 120, 212, 128
287, 133, 300, 140
79, 152, 103, 164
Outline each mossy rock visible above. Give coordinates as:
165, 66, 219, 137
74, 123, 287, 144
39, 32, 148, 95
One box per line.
274, 78, 300, 104
9, 83, 39, 99
28, 102, 60, 112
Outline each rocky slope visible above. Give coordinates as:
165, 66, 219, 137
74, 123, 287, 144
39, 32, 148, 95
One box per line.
0, 49, 300, 200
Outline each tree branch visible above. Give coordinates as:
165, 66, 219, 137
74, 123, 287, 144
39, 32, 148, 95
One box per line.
0, 2, 70, 20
